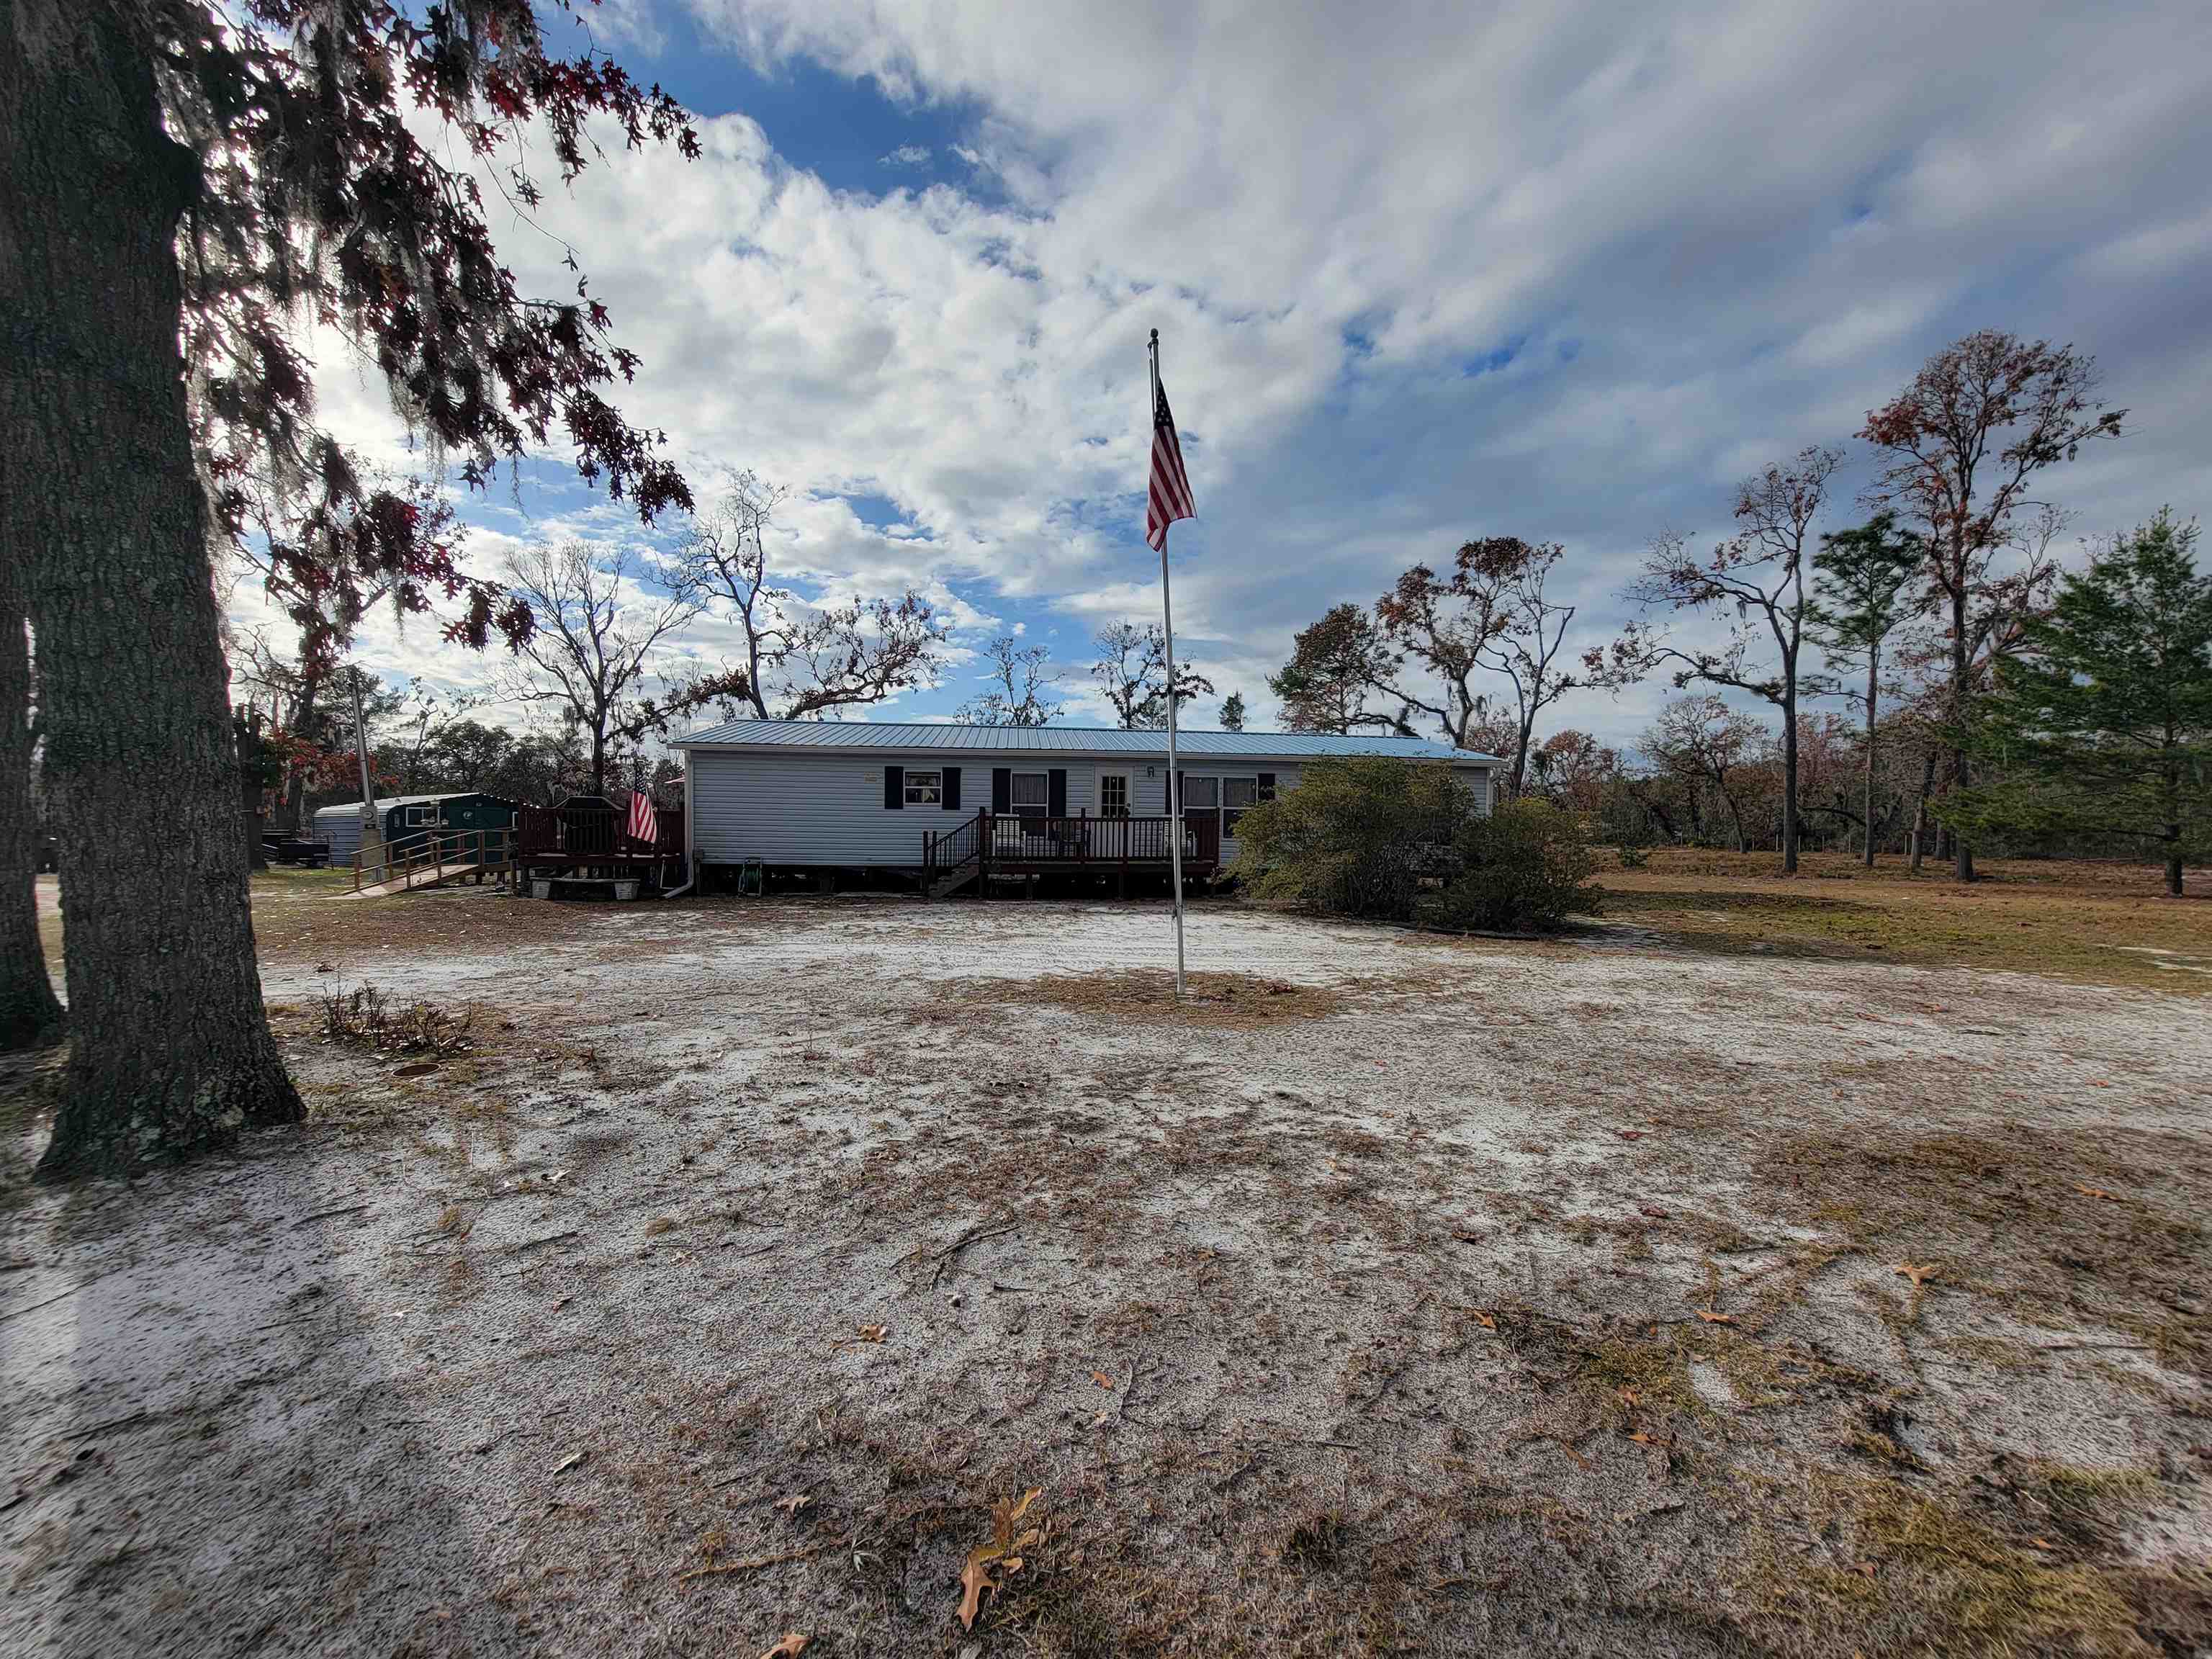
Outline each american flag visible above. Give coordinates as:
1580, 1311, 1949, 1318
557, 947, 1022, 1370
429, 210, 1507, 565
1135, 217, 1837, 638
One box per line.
1145, 376, 1195, 553
626, 787, 658, 847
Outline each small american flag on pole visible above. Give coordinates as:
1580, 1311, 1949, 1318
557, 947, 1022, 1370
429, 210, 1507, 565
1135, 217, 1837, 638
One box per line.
1145, 376, 1195, 553
626, 787, 657, 848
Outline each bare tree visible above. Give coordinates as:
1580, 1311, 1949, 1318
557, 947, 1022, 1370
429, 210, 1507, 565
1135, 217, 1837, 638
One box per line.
956, 634, 1064, 727
1092, 621, 1214, 729
1442, 537, 1581, 791
500, 542, 701, 796
1861, 331, 2124, 881
670, 472, 950, 721
1601, 446, 1841, 872
1642, 695, 1768, 854
1276, 537, 1581, 770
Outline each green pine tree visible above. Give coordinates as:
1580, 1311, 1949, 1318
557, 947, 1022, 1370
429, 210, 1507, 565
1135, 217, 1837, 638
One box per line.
1940, 511, 2211, 895
1809, 513, 1927, 867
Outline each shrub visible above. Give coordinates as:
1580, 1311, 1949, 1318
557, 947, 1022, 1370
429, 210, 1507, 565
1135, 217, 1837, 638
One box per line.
1229, 756, 1478, 924
1422, 799, 1601, 932
318, 982, 474, 1056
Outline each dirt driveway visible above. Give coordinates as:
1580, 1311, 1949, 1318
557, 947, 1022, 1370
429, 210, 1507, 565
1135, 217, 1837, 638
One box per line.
4, 892, 2208, 1657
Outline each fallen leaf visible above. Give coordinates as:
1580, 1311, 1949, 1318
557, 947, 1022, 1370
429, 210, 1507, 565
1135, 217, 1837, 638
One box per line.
757, 1636, 809, 1659
775, 1493, 811, 1516
1893, 1262, 1938, 1289
957, 1555, 992, 1631
2090, 1079, 2111, 1088
1639, 1205, 1670, 1220
553, 1450, 586, 1476
856, 1323, 889, 1343
2074, 1184, 2120, 1202
1618, 1388, 1642, 1408
1617, 1130, 1644, 1141
1695, 1310, 1735, 1326
1473, 1310, 1497, 1331
1627, 1430, 1672, 1448
2030, 1537, 2054, 1551
1090, 1370, 1115, 1390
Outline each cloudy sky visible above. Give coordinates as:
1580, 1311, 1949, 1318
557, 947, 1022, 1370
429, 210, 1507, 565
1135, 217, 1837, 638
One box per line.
255, 0, 2212, 750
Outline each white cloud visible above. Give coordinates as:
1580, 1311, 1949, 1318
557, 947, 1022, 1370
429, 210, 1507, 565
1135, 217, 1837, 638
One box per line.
878, 143, 931, 167
271, 0, 2212, 750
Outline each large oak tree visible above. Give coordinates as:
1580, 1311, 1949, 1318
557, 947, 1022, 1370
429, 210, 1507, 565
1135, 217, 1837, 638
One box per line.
1860, 331, 2123, 881
3, 1, 696, 1175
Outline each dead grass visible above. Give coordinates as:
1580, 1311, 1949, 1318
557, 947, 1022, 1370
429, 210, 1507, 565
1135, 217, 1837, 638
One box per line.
1737, 1467, 2166, 1659
1602, 850, 2212, 992
978, 968, 1346, 1029
1758, 1121, 2212, 1372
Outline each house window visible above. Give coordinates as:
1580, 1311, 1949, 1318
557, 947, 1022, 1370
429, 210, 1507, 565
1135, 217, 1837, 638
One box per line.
1182, 775, 1219, 827
904, 769, 943, 806
1009, 770, 1049, 821
1222, 776, 1258, 837
1098, 773, 1130, 817
405, 804, 436, 827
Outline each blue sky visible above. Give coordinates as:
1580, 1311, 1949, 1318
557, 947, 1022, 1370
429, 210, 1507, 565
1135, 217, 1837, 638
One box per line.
261, 0, 2212, 750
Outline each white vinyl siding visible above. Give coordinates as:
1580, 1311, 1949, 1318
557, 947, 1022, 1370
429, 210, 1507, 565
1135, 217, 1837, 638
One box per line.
685, 750, 1485, 868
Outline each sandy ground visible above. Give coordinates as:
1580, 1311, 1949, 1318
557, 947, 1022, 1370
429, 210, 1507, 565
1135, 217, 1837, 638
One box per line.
4, 889, 2209, 1658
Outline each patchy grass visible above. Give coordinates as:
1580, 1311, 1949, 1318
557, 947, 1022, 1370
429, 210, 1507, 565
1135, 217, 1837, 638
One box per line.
1601, 850, 2212, 992
1739, 1468, 2167, 1659
978, 968, 1349, 1029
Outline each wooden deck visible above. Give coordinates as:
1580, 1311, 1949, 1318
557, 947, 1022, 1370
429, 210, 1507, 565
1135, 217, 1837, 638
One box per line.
923, 811, 1218, 899
514, 803, 686, 885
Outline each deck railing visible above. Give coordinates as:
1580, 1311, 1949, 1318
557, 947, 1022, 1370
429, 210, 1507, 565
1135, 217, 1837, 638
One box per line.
925, 811, 1219, 889
515, 804, 685, 863
923, 809, 987, 891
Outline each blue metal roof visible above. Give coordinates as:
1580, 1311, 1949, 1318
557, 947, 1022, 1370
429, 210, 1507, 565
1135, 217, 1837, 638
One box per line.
672, 717, 1497, 763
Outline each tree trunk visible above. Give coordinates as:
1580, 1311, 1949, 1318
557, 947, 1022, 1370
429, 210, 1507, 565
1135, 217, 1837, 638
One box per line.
1, 584, 64, 1049
1862, 655, 1879, 869
1948, 585, 1975, 881
1908, 747, 1935, 873
1719, 785, 1748, 854
1780, 687, 1799, 873
279, 673, 318, 833
4, 2, 302, 1177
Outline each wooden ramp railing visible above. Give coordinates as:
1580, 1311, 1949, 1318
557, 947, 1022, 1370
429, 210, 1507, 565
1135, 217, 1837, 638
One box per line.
351, 828, 514, 895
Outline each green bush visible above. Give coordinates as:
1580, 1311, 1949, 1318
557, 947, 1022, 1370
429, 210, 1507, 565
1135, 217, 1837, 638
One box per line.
1228, 755, 1476, 923
1422, 798, 1601, 932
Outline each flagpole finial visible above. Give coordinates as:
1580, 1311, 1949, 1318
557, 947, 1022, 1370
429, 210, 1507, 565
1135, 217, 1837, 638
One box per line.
1149, 327, 1159, 346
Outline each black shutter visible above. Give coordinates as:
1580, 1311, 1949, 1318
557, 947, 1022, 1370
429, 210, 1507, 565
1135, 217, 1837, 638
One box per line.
992, 768, 1012, 812
1257, 771, 1276, 801
1175, 770, 1187, 815
942, 766, 962, 810
1047, 768, 1067, 817
884, 766, 904, 810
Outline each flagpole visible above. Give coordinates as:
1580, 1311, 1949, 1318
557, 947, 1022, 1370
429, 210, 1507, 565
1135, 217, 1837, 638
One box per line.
1151, 328, 1186, 999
